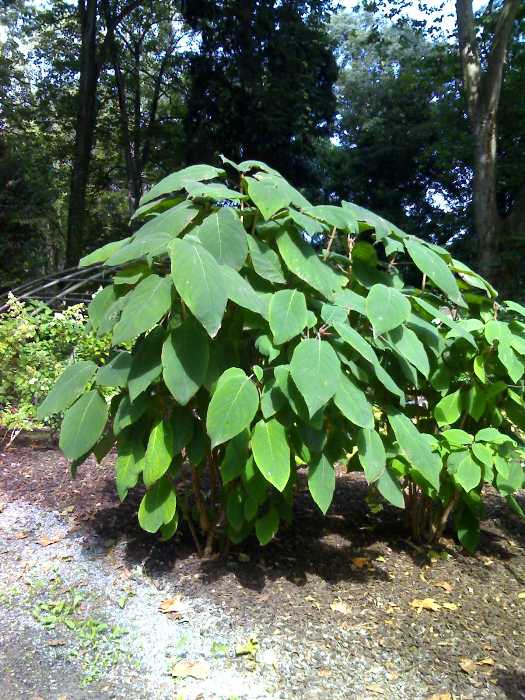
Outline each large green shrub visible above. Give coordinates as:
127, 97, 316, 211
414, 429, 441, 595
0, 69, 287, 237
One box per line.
0, 295, 111, 435
39, 158, 525, 554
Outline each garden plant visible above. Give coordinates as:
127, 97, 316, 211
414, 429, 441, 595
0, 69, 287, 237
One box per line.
38, 158, 525, 555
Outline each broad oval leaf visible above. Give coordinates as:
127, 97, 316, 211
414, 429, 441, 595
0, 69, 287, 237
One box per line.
255, 506, 280, 545
37, 361, 97, 419
138, 476, 177, 533
162, 318, 209, 405
59, 391, 109, 461
139, 164, 225, 206
404, 238, 465, 308
247, 234, 287, 285
221, 265, 268, 318
366, 284, 411, 336
169, 238, 228, 338
128, 327, 164, 402
434, 389, 462, 427
116, 434, 145, 501
246, 176, 290, 219
143, 418, 175, 487
206, 369, 259, 447
195, 207, 248, 270
251, 418, 290, 491
289, 338, 341, 417
268, 289, 308, 345
308, 453, 335, 514
377, 467, 405, 509
356, 428, 386, 483
96, 351, 132, 388
388, 411, 441, 490
334, 373, 374, 429
112, 275, 172, 345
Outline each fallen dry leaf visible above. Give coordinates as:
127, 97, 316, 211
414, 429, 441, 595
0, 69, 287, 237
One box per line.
365, 683, 385, 694
518, 592, 525, 600
14, 531, 28, 540
434, 581, 453, 593
48, 639, 66, 647
158, 594, 183, 614
459, 658, 477, 674
477, 657, 495, 667
318, 668, 331, 678
426, 694, 452, 700
38, 534, 65, 547
330, 599, 351, 615
442, 602, 459, 611
410, 598, 441, 613
170, 660, 209, 680
351, 557, 369, 569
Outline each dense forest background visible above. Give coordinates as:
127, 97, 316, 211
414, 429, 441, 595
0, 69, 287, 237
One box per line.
1, 0, 524, 296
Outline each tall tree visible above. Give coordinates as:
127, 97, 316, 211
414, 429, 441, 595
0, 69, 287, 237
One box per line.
455, 0, 524, 291
183, 0, 337, 185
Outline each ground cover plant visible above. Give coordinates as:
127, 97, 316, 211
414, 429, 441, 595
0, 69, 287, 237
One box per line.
39, 158, 525, 555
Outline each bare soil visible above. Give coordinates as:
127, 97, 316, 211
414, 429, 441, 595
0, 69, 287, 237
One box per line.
1, 445, 524, 699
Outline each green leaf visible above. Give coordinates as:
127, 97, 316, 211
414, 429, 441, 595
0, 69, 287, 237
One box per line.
59, 391, 109, 461
275, 226, 342, 299
387, 326, 430, 378
252, 418, 290, 491
246, 176, 290, 219
162, 318, 209, 405
308, 453, 335, 514
377, 467, 405, 509
495, 460, 523, 494
105, 232, 174, 266
128, 328, 164, 402
169, 238, 228, 338
143, 419, 175, 487
289, 338, 341, 417
498, 342, 524, 383
434, 389, 462, 427
268, 289, 308, 345
442, 429, 473, 447
96, 352, 132, 388
79, 238, 131, 267
505, 300, 525, 318
112, 275, 172, 345
113, 393, 147, 435
195, 207, 248, 270
37, 361, 97, 419
388, 411, 441, 490
404, 238, 465, 307
160, 512, 179, 541
206, 368, 259, 447
247, 234, 286, 285
365, 284, 411, 335
455, 454, 481, 492
475, 427, 515, 445
471, 442, 492, 466
139, 164, 225, 205
221, 265, 268, 317
255, 506, 280, 545
115, 435, 145, 501
333, 373, 374, 429
493, 455, 509, 479
356, 428, 386, 483
185, 181, 245, 201
227, 488, 245, 531
138, 477, 177, 533
132, 200, 199, 242
455, 507, 479, 553
220, 430, 250, 484
87, 286, 117, 329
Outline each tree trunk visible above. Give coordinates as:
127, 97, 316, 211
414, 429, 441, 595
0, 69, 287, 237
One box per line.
65, 0, 99, 268
472, 116, 501, 282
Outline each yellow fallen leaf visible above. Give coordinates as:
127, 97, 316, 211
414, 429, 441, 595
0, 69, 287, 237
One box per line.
518, 592, 525, 599
442, 602, 458, 611
410, 598, 441, 613
159, 595, 183, 614
38, 534, 65, 546
434, 581, 453, 593
477, 657, 495, 666
365, 683, 385, 695
330, 599, 351, 615
14, 531, 28, 540
351, 557, 369, 569
459, 657, 477, 674
170, 660, 209, 680
425, 694, 452, 700
318, 668, 331, 677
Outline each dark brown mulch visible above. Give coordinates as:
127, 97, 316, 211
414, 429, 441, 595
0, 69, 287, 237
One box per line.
1, 445, 525, 699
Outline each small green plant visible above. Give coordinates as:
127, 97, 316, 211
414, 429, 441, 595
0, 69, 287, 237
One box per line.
0, 294, 111, 436
40, 158, 525, 553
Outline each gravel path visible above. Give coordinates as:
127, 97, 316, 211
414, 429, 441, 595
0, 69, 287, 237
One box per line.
1, 447, 525, 699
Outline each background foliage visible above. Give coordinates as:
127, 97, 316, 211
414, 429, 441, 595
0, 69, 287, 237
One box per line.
1, 0, 524, 293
